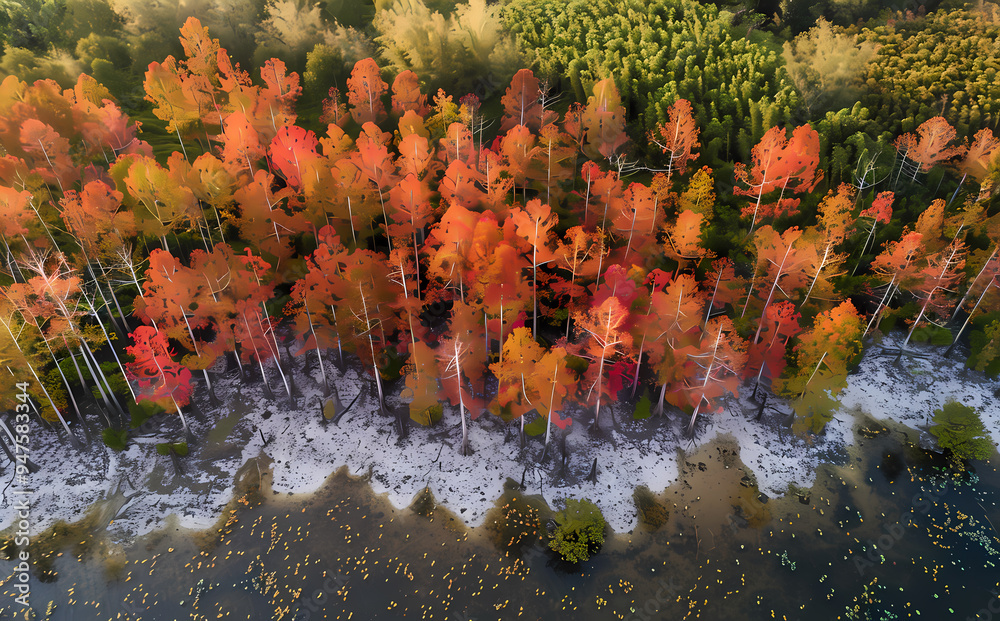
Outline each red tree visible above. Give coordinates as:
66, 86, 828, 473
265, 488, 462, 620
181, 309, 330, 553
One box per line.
126, 326, 193, 421
347, 58, 388, 126
735, 124, 823, 231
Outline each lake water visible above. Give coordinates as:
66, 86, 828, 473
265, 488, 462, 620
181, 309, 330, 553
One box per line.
2, 416, 999, 621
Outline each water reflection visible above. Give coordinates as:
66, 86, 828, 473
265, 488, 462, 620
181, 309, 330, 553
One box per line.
2, 419, 998, 620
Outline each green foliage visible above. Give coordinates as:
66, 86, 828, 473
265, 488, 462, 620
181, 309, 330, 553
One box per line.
0, 47, 81, 87
254, 0, 333, 74
503, 0, 799, 162
0, 0, 67, 52
61, 0, 123, 45
633, 390, 652, 420
930, 400, 995, 461
790, 369, 842, 434
779, 0, 894, 35
410, 403, 443, 426
858, 7, 1000, 138
375, 0, 521, 97
967, 314, 1000, 379
304, 43, 344, 97
523, 415, 546, 436
377, 345, 406, 381
324, 0, 376, 28
155, 441, 189, 457
782, 19, 876, 117
548, 498, 606, 563
878, 301, 918, 334
41, 366, 69, 412
75, 33, 130, 69
909, 323, 953, 346
128, 398, 162, 429
112, 0, 267, 73
564, 354, 589, 377
89, 56, 142, 106
101, 427, 129, 451
253, 0, 376, 78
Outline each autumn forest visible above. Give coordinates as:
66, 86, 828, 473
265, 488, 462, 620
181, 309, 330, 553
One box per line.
2, 5, 1000, 463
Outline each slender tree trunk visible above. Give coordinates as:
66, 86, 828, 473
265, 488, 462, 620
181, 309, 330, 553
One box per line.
358, 282, 385, 410
686, 325, 724, 435
2, 318, 81, 447
950, 245, 998, 324
897, 245, 961, 360
865, 275, 897, 337
852, 220, 877, 276
532, 218, 539, 337
741, 263, 759, 319
945, 280, 996, 358
631, 341, 645, 398
306, 308, 328, 392
174, 125, 189, 161
78, 345, 115, 429
44, 339, 90, 443
80, 326, 127, 417
802, 242, 832, 305
752, 243, 795, 344
451, 340, 471, 456
258, 303, 291, 399
705, 268, 725, 328
203, 368, 221, 406
654, 382, 668, 417
542, 362, 559, 454
797, 352, 828, 401
330, 304, 346, 372
241, 312, 273, 397
592, 356, 606, 430
946, 173, 967, 207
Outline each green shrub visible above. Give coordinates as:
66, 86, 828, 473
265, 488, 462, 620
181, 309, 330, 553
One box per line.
156, 441, 189, 457
857, 8, 1000, 139
128, 399, 162, 429
548, 498, 606, 563
304, 43, 344, 97
930, 401, 995, 461
910, 323, 953, 346
375, 0, 521, 98
967, 314, 1000, 379
504, 0, 798, 163
101, 428, 128, 451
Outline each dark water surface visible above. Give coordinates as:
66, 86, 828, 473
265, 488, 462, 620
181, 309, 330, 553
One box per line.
3, 419, 999, 621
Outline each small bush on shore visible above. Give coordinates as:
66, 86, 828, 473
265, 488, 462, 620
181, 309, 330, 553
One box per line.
548, 498, 606, 563
930, 401, 995, 462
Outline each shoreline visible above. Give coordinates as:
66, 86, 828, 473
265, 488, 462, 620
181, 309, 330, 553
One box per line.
1, 333, 997, 546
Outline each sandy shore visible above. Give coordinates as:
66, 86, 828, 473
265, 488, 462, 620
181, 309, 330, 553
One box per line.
1, 333, 996, 544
